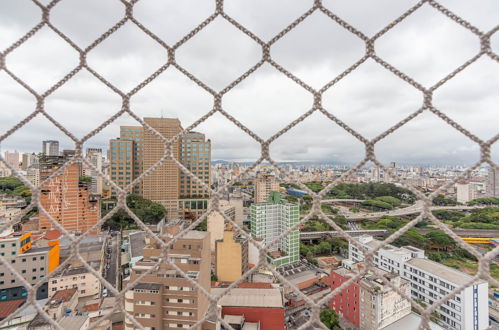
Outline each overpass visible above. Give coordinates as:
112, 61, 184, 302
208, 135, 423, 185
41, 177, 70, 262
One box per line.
300, 229, 388, 240
320, 200, 486, 220
416, 229, 499, 238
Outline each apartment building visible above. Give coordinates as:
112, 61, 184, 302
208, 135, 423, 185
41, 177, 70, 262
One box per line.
250, 192, 299, 267
109, 139, 136, 192
49, 266, 101, 298
84, 148, 104, 195
42, 140, 59, 156
0, 232, 59, 301
215, 231, 248, 282
4, 151, 20, 170
207, 200, 236, 250
254, 171, 280, 203
120, 126, 144, 194
488, 167, 499, 198
349, 235, 489, 330
124, 221, 212, 330
39, 159, 100, 235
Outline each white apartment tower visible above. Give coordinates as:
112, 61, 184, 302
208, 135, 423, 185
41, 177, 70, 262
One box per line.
488, 167, 499, 198
349, 236, 488, 330
42, 140, 59, 156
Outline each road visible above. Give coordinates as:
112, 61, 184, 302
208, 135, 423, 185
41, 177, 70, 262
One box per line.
103, 234, 118, 295
322, 200, 486, 220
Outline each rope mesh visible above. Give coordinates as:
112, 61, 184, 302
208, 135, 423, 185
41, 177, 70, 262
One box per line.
0, 0, 498, 329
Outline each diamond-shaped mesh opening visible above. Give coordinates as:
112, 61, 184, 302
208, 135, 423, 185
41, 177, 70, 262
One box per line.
0, 0, 498, 329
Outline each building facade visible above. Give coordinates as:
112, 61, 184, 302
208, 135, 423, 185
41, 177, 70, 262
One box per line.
120, 126, 144, 194
124, 222, 211, 329
250, 192, 299, 267
0, 232, 59, 301
39, 160, 100, 234
215, 231, 248, 282
488, 167, 499, 198
49, 266, 101, 298
42, 140, 59, 156
142, 118, 183, 219
254, 172, 280, 203
4, 151, 20, 170
349, 235, 489, 330
84, 148, 103, 195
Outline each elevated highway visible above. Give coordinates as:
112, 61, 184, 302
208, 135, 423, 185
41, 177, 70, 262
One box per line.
300, 229, 388, 240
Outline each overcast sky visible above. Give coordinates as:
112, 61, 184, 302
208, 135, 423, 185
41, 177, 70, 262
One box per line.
0, 0, 498, 165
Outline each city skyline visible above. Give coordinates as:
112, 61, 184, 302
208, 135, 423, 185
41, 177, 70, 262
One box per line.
1, 1, 498, 165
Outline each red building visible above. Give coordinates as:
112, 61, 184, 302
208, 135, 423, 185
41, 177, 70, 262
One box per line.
328, 268, 360, 328
212, 287, 285, 330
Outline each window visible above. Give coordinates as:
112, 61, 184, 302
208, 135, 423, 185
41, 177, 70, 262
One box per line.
32, 257, 36, 261
22, 270, 26, 274
11, 260, 15, 264
11, 251, 16, 255
22, 258, 26, 262
11, 279, 15, 283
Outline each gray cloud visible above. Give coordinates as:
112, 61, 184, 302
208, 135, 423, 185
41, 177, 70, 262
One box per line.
0, 0, 498, 165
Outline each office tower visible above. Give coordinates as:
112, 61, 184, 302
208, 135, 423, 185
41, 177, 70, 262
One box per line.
215, 231, 248, 282
124, 221, 211, 329
120, 126, 144, 194
39, 156, 100, 235
26, 167, 40, 186
142, 118, 182, 218
250, 192, 299, 267
109, 139, 136, 192
254, 171, 280, 203
21, 153, 30, 171
3, 151, 20, 170
488, 167, 499, 198
84, 148, 103, 195
0, 232, 59, 301
349, 235, 489, 330
178, 132, 211, 218
42, 140, 59, 156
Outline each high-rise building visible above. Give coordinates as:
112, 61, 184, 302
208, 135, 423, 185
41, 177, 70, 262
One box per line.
488, 167, 499, 198
21, 153, 30, 171
84, 148, 103, 195
142, 118, 183, 218
26, 167, 40, 186
39, 156, 100, 235
42, 140, 59, 156
178, 132, 211, 218
254, 171, 280, 203
349, 235, 489, 330
250, 192, 299, 267
124, 221, 212, 329
3, 151, 20, 170
215, 231, 248, 282
109, 138, 136, 192
120, 126, 144, 194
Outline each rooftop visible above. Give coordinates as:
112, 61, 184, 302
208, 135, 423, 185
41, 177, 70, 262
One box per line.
58, 315, 88, 329
211, 288, 283, 308
128, 231, 146, 258
182, 230, 209, 240
0, 299, 25, 320
382, 312, 443, 330
50, 288, 77, 304
407, 258, 482, 286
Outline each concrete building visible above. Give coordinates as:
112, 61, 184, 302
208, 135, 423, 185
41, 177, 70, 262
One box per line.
215, 231, 248, 282
120, 125, 144, 195
42, 140, 59, 156
124, 221, 211, 329
212, 287, 285, 330
109, 138, 137, 192
488, 167, 499, 198
49, 266, 101, 298
45, 288, 78, 320
142, 118, 183, 219
21, 153, 31, 171
39, 158, 100, 235
250, 192, 299, 267
349, 235, 489, 330
27, 167, 40, 186
0, 232, 59, 301
0, 161, 11, 177
84, 148, 104, 195
178, 131, 211, 218
254, 171, 280, 203
455, 181, 480, 203
4, 151, 20, 170
207, 200, 236, 251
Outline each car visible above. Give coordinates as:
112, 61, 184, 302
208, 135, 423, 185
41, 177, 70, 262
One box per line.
102, 288, 108, 297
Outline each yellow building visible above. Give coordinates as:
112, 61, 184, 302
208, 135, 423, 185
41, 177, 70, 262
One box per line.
215, 231, 248, 282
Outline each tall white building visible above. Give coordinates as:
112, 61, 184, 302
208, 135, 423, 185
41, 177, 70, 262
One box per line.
250, 192, 299, 267
3, 151, 20, 170
84, 148, 103, 195
349, 236, 489, 330
488, 167, 499, 198
42, 140, 59, 156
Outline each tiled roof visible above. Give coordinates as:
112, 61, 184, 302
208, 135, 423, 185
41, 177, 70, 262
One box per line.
0, 299, 25, 320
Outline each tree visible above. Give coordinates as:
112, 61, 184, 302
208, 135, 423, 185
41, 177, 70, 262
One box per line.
320, 309, 341, 329
425, 230, 455, 251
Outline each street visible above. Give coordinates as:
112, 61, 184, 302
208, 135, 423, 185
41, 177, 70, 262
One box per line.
103, 233, 119, 295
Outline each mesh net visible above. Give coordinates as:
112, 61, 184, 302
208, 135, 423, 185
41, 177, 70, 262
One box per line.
0, 0, 498, 329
